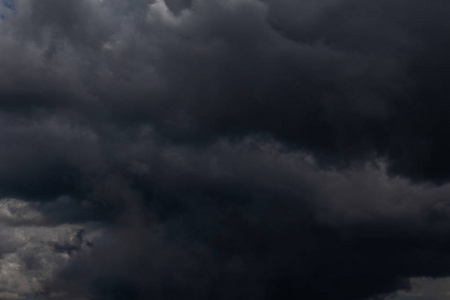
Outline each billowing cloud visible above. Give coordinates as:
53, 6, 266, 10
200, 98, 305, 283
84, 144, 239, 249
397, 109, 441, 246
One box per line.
1, 0, 450, 299
0, 198, 100, 299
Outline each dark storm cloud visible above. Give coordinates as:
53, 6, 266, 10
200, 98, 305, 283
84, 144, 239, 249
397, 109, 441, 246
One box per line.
43, 140, 450, 300
1, 0, 450, 299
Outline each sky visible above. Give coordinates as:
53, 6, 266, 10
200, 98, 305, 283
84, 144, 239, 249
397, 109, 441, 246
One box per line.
0, 0, 450, 299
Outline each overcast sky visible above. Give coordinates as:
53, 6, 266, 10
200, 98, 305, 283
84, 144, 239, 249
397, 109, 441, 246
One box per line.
1, 0, 450, 299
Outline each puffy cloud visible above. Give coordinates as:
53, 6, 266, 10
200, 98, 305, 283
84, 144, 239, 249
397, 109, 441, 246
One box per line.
1, 0, 450, 299
0, 198, 100, 299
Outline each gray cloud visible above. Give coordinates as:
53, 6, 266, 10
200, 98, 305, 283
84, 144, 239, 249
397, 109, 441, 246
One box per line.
0, 198, 100, 300
1, 0, 450, 299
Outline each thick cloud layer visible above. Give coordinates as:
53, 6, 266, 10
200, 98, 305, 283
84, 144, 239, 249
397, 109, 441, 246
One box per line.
1, 0, 450, 299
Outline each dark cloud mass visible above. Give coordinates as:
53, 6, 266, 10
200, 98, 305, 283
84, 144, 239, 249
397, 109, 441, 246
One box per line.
1, 0, 450, 299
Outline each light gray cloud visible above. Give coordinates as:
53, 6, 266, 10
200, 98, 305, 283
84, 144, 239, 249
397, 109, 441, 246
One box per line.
393, 277, 450, 300
0, 198, 101, 300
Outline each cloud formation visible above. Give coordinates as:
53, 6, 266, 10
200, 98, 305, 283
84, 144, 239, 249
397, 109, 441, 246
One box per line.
1, 0, 450, 299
